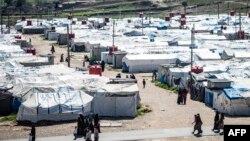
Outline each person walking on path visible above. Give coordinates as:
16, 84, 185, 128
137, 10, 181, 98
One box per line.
31, 125, 36, 141
196, 114, 203, 136
177, 88, 183, 104
142, 79, 146, 88
60, 53, 64, 62
73, 126, 77, 140
182, 88, 188, 105
218, 113, 224, 135
212, 111, 220, 132
192, 114, 198, 134
50, 45, 55, 54
94, 127, 99, 141
101, 60, 105, 72
94, 114, 101, 133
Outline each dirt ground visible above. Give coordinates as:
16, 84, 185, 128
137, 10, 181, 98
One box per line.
0, 34, 250, 141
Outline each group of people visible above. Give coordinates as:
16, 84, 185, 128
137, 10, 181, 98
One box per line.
177, 88, 188, 105
74, 113, 100, 141
212, 111, 225, 135
192, 111, 225, 136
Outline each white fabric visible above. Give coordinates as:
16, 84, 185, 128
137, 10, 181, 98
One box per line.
93, 83, 139, 117
17, 90, 93, 122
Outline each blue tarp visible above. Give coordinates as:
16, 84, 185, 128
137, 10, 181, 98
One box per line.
223, 86, 248, 100
205, 89, 213, 107
122, 62, 129, 72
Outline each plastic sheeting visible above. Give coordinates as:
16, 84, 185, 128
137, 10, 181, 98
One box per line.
93, 83, 140, 117
17, 89, 93, 122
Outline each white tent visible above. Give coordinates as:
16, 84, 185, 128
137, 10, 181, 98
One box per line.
122, 54, 178, 73
92, 83, 140, 117
166, 67, 190, 88
213, 86, 250, 116
17, 89, 93, 122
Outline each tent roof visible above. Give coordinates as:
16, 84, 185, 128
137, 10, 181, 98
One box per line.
97, 83, 139, 96
125, 54, 177, 60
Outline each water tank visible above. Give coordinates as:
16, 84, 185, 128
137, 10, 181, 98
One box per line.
69, 33, 75, 39
14, 35, 21, 39
109, 46, 118, 55
82, 20, 87, 25
68, 15, 73, 20
170, 12, 175, 18
89, 65, 102, 76
21, 16, 26, 21
180, 18, 186, 26
27, 20, 32, 26
181, 13, 185, 18
139, 12, 144, 18
230, 11, 235, 16
191, 66, 203, 74
237, 30, 245, 39
25, 48, 36, 55
104, 17, 110, 23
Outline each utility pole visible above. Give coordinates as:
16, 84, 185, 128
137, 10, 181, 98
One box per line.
189, 25, 195, 91
141, 13, 143, 35
1, 0, 3, 34
7, 8, 9, 33
239, 9, 242, 31
217, 1, 220, 19
112, 20, 115, 47
67, 25, 70, 67
227, 2, 229, 25
247, 0, 249, 16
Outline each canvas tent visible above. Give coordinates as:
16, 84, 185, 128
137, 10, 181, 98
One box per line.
17, 89, 93, 122
122, 54, 178, 73
212, 86, 250, 116
92, 83, 140, 117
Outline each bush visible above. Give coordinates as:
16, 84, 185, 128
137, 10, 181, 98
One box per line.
136, 104, 152, 117
0, 114, 17, 122
153, 81, 178, 93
